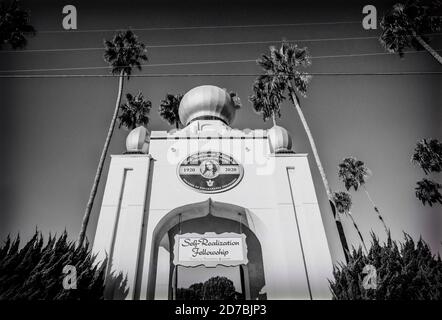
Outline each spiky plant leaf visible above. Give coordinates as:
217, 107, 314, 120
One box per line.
0, 231, 111, 300
330, 233, 442, 299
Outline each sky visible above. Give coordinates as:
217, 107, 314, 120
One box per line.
0, 0, 441, 265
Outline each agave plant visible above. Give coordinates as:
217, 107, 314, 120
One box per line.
415, 178, 442, 206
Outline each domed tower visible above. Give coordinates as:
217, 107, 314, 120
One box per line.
178, 85, 240, 126
267, 125, 294, 153
93, 84, 334, 301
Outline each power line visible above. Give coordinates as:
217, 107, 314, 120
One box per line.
0, 71, 441, 79
0, 59, 255, 73
3, 33, 441, 54
0, 36, 381, 53
37, 21, 362, 34
1, 49, 439, 73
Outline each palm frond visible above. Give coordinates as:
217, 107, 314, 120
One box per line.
338, 157, 370, 191
118, 91, 151, 130
379, 0, 440, 56
103, 29, 148, 77
251, 41, 312, 121
158, 93, 183, 128
412, 138, 442, 174
333, 191, 353, 214
415, 178, 442, 206
0, 0, 36, 50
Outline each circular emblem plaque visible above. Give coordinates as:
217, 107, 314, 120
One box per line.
178, 152, 244, 193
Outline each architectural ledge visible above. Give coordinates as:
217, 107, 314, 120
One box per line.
150, 127, 268, 140
110, 154, 153, 159
268, 153, 308, 158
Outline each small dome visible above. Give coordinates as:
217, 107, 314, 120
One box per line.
126, 126, 150, 153
179, 85, 239, 126
268, 125, 293, 153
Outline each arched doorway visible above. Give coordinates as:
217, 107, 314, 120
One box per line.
146, 199, 266, 300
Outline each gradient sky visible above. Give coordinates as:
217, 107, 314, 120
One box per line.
0, 0, 441, 264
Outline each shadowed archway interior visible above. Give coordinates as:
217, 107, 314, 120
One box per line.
145, 199, 266, 300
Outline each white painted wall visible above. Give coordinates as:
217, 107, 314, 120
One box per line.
93, 120, 334, 300
92, 155, 151, 299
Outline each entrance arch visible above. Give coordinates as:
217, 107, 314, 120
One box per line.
146, 199, 266, 300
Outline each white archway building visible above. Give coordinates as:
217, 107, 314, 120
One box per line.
92, 85, 334, 300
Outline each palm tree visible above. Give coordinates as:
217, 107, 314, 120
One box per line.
415, 178, 442, 206
78, 30, 148, 247
118, 92, 151, 130
250, 76, 284, 126
338, 157, 389, 235
412, 138, 442, 206
379, 0, 442, 64
0, 0, 35, 50
250, 41, 350, 261
158, 93, 183, 129
412, 138, 442, 174
333, 191, 367, 253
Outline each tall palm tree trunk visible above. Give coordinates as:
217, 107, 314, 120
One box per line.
362, 185, 389, 236
412, 30, 442, 64
272, 112, 277, 126
287, 82, 350, 262
347, 212, 368, 254
78, 71, 125, 247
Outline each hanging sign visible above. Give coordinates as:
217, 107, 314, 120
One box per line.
177, 151, 244, 193
173, 232, 248, 267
